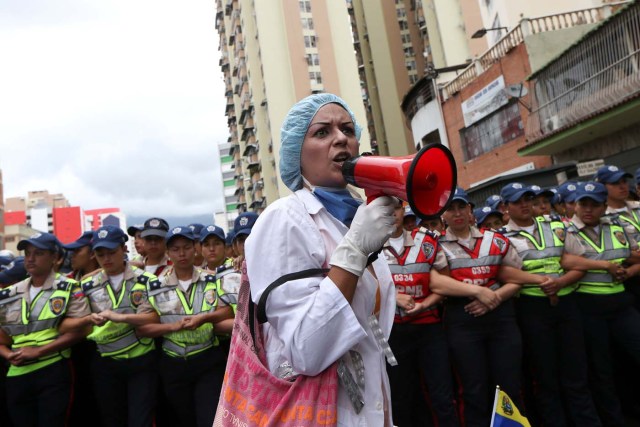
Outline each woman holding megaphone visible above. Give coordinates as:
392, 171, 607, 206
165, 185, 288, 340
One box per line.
218, 93, 397, 426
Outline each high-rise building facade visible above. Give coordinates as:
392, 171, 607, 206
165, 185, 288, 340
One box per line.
215, 0, 371, 211
348, 0, 487, 154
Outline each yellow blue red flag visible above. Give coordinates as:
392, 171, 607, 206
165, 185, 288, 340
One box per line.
489, 387, 531, 427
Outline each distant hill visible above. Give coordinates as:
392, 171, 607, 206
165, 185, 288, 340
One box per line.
127, 214, 216, 228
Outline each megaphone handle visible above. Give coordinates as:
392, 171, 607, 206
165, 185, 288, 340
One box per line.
365, 188, 385, 204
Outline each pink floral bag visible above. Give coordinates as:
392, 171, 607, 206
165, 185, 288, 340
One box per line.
213, 264, 338, 427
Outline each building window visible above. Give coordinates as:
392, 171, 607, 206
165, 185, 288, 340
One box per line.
302, 17, 314, 30
409, 74, 418, 84
299, 0, 311, 13
399, 20, 408, 31
304, 35, 317, 48
309, 71, 322, 85
459, 102, 524, 161
405, 60, 416, 71
307, 53, 320, 66
401, 33, 411, 44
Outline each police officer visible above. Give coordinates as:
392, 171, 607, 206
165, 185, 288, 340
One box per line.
473, 206, 504, 230
0, 232, 90, 427
200, 224, 239, 351
200, 225, 239, 308
597, 165, 640, 242
61, 230, 100, 427
500, 182, 602, 427
141, 217, 172, 276
137, 227, 234, 427
0, 256, 27, 427
63, 231, 99, 281
231, 212, 258, 270
127, 224, 146, 264
429, 188, 553, 427
529, 185, 554, 217
63, 225, 159, 427
188, 223, 206, 268
383, 200, 459, 427
568, 182, 640, 427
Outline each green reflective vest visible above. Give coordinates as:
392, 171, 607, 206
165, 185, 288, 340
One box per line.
82, 265, 155, 359
0, 273, 78, 376
148, 268, 223, 358
570, 221, 630, 295
505, 216, 573, 297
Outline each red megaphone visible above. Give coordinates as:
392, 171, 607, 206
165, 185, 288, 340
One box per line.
342, 143, 457, 220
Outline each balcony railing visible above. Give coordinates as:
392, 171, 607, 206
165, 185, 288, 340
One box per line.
525, 2, 640, 145
442, 3, 629, 99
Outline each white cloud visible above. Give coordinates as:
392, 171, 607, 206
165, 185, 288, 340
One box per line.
0, 0, 227, 217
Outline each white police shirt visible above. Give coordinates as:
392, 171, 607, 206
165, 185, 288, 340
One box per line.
245, 188, 395, 427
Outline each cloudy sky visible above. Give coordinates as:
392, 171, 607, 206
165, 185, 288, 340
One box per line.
0, 0, 227, 220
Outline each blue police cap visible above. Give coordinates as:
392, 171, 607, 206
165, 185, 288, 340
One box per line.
199, 225, 226, 243
635, 167, 640, 185
188, 223, 205, 239
500, 182, 535, 203
17, 232, 62, 252
165, 226, 197, 244
92, 226, 128, 250
548, 187, 563, 205
574, 182, 607, 204
0, 257, 27, 285
127, 224, 144, 237
451, 187, 470, 204
225, 229, 236, 246
474, 206, 503, 225
528, 185, 554, 199
62, 231, 95, 250
233, 212, 259, 239
485, 194, 502, 210
595, 165, 632, 184
141, 217, 170, 239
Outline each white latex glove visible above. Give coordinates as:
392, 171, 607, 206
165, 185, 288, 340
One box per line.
329, 196, 396, 276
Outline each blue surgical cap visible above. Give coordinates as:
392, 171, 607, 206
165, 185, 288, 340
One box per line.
279, 93, 362, 191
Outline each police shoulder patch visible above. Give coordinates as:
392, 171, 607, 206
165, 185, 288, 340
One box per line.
137, 274, 149, 284
0, 287, 15, 300
56, 280, 71, 292
204, 289, 217, 306
421, 242, 435, 259
614, 230, 628, 246
205, 274, 216, 283
553, 227, 566, 242
49, 296, 66, 315
82, 280, 95, 292
130, 290, 145, 307
148, 279, 162, 291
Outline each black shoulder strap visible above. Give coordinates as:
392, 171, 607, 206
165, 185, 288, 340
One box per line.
256, 268, 329, 325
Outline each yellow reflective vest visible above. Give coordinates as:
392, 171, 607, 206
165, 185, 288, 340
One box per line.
148, 268, 223, 358
0, 273, 79, 376
81, 264, 156, 359
569, 221, 630, 295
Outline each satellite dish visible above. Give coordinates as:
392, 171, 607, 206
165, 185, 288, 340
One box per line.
506, 83, 528, 98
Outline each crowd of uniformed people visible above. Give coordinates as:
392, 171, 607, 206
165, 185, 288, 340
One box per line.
1, 162, 640, 427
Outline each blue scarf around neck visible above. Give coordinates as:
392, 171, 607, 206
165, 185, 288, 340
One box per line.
312, 188, 362, 227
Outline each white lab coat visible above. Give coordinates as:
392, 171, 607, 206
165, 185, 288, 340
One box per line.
245, 188, 395, 426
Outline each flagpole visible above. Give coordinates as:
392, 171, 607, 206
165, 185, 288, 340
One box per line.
489, 385, 500, 427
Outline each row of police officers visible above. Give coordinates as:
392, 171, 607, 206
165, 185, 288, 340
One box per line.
384, 164, 640, 427
0, 212, 260, 427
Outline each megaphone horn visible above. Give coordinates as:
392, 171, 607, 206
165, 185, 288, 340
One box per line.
342, 143, 457, 220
